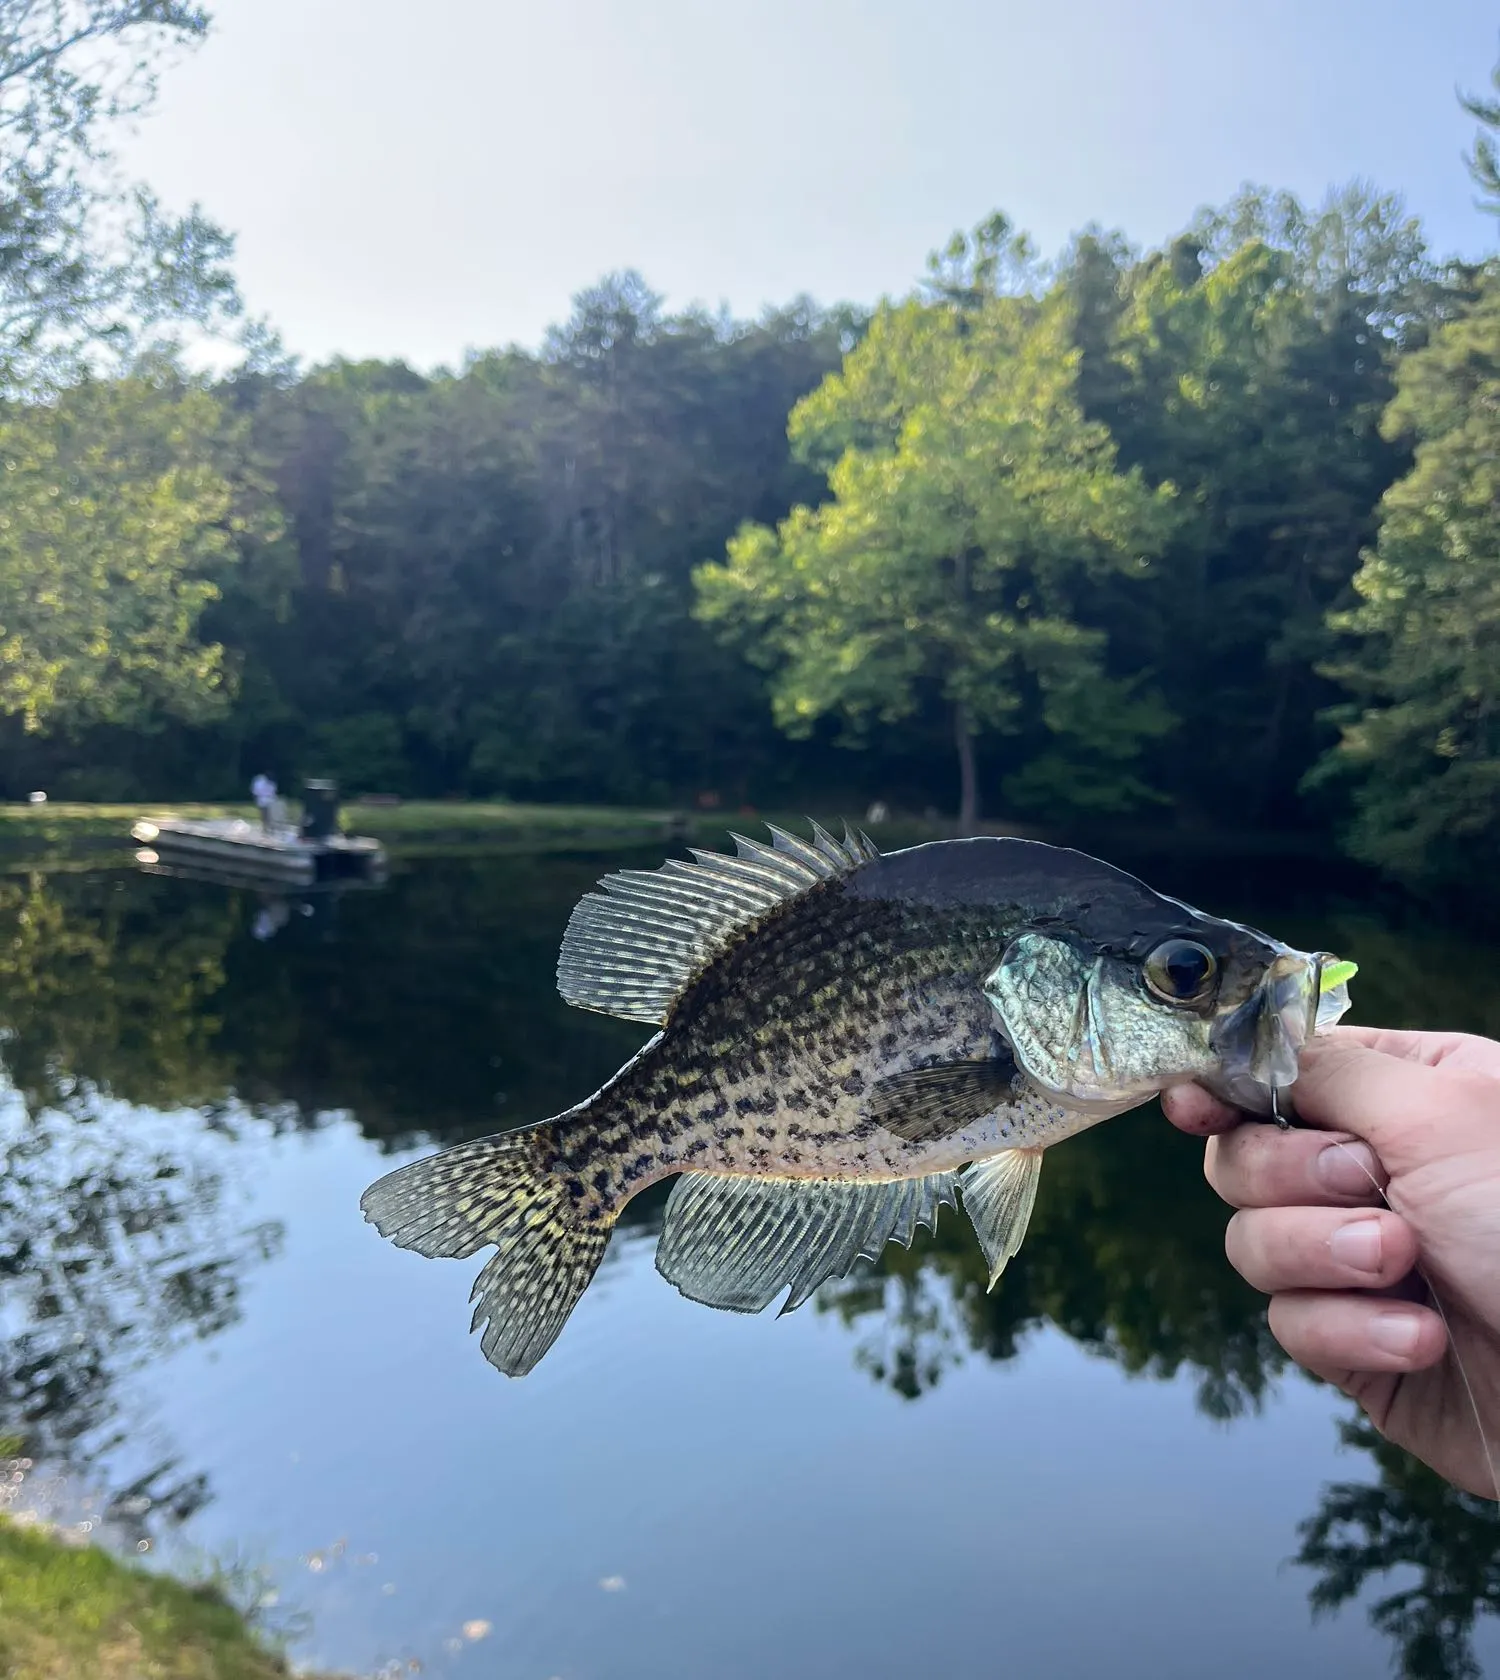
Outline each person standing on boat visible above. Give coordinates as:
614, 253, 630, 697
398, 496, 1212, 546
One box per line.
251, 772, 277, 831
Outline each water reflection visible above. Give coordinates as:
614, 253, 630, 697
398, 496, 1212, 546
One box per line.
0, 855, 1494, 1675
0, 1084, 283, 1539
1297, 1416, 1500, 1680
0, 860, 641, 1137
819, 1107, 1284, 1415
0, 873, 237, 1113
136, 851, 388, 944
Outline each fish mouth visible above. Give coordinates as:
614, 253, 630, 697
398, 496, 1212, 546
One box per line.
1203, 950, 1355, 1118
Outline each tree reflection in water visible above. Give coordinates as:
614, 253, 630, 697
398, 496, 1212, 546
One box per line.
0, 857, 636, 1552
1296, 1417, 1500, 1680
0, 866, 289, 1538
820, 1105, 1285, 1415
0, 1086, 284, 1542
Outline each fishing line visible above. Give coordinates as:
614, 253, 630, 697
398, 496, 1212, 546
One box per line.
1314, 1127, 1500, 1508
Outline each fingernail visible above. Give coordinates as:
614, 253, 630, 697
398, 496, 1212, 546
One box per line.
1330, 1219, 1382, 1274
1369, 1311, 1422, 1358
1316, 1141, 1379, 1197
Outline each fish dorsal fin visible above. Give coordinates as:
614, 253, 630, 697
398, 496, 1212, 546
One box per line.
655, 1170, 957, 1315
556, 821, 879, 1026
959, 1149, 1043, 1289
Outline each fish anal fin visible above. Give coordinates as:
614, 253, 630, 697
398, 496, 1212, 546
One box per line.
655, 1170, 957, 1316
556, 821, 879, 1026
866, 1054, 1017, 1143
960, 1148, 1043, 1290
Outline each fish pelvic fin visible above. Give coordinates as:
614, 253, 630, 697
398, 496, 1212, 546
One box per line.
656, 1170, 958, 1316
960, 1148, 1043, 1290
360, 1123, 615, 1377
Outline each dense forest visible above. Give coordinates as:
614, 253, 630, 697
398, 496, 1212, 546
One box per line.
1, 3, 1498, 898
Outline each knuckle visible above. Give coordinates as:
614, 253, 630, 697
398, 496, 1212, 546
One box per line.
1223, 1209, 1271, 1284
1206, 1125, 1292, 1208
1266, 1292, 1324, 1361
1264, 1293, 1302, 1349
1205, 1127, 1253, 1195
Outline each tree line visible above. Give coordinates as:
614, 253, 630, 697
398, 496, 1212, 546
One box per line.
1, 3, 1498, 898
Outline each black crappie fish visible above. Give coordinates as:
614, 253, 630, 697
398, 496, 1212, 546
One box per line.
361, 825, 1354, 1376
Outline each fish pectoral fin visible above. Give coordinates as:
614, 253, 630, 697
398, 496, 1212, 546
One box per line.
655, 1170, 958, 1316
959, 1149, 1043, 1291
865, 1055, 1017, 1143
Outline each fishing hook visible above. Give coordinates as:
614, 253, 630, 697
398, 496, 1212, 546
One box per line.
1270, 1084, 1291, 1130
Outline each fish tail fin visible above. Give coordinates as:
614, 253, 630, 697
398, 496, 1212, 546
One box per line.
360, 1121, 615, 1376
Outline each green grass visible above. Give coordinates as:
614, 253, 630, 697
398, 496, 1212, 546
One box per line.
0, 796, 669, 833
0, 1517, 343, 1680
0, 799, 703, 871
0, 799, 961, 864
0, 798, 1340, 867
340, 799, 704, 850
0, 798, 698, 843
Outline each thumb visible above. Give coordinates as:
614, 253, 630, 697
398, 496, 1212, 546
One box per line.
1291, 1040, 1498, 1172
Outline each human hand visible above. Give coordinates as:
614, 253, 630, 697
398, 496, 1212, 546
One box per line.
1164, 1024, 1500, 1502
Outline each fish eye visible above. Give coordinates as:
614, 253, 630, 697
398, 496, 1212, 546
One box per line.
1143, 939, 1219, 1006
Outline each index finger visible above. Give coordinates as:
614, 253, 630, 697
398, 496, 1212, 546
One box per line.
1160, 1027, 1468, 1136
1316, 1024, 1499, 1069
1290, 1040, 1499, 1171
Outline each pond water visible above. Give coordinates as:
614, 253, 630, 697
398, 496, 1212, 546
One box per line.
1, 840, 1499, 1680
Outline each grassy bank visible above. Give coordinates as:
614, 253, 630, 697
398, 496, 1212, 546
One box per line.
0, 799, 960, 867
0, 797, 1344, 873
0, 1516, 336, 1680
0, 798, 722, 870
0, 798, 686, 843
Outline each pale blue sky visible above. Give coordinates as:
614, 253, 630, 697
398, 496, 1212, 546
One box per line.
121, 0, 1499, 370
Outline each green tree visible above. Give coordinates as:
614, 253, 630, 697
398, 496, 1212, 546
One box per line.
0, 1, 239, 393
1313, 275, 1500, 892
1462, 41, 1500, 218
198, 290, 857, 805
696, 266, 1175, 831
1060, 186, 1435, 827
0, 370, 275, 740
